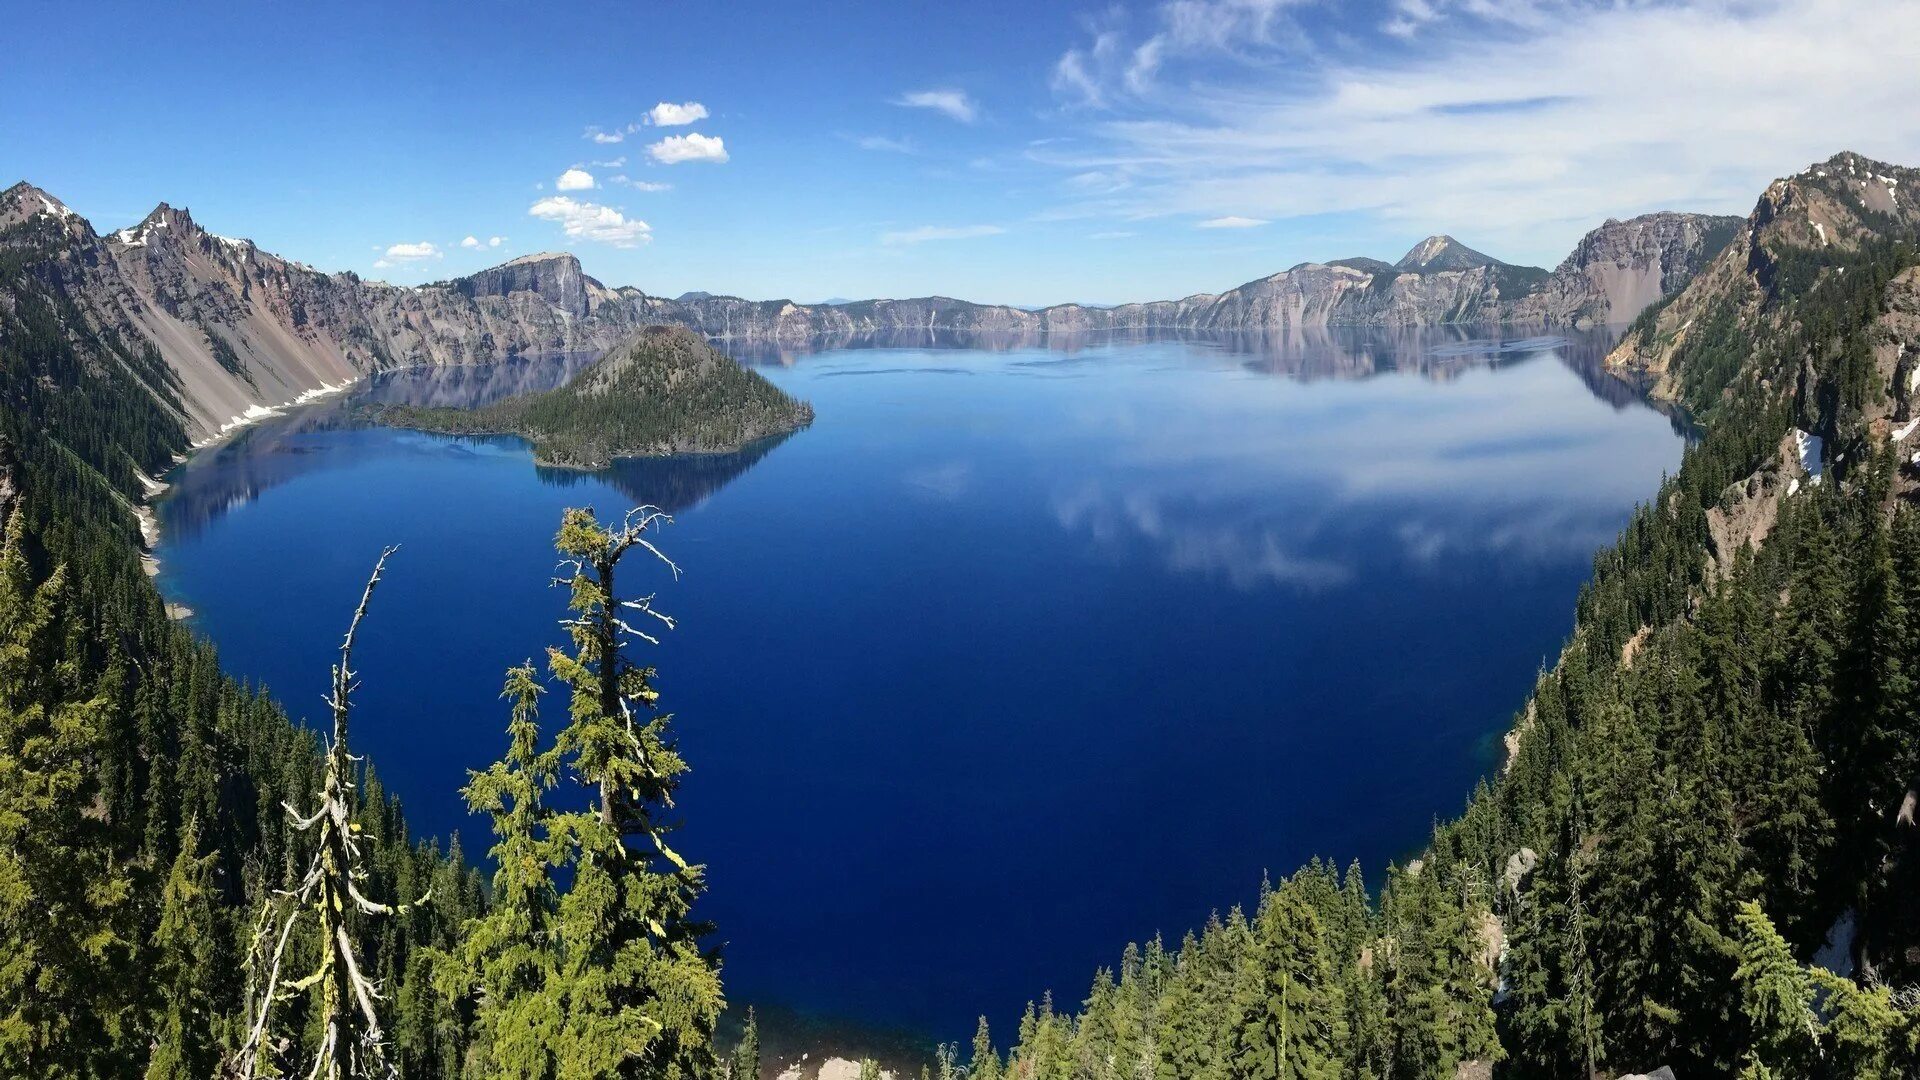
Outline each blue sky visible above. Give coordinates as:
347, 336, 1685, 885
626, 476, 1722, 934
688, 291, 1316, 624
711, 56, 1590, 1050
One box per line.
6, 0, 1920, 306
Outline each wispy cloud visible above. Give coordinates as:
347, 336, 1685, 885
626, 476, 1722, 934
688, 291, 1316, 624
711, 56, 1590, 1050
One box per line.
1197, 216, 1268, 229
1051, 0, 1313, 109
895, 88, 979, 124
1036, 0, 1920, 263
528, 196, 651, 246
855, 134, 917, 154
648, 132, 729, 164
611, 176, 671, 192
881, 224, 1007, 246
459, 235, 506, 250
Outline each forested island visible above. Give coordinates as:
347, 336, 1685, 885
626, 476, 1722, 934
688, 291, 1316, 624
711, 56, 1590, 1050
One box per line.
373, 325, 813, 468
3, 152, 1920, 1078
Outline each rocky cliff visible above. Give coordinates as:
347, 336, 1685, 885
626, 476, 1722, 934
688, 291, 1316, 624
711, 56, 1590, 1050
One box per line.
1606, 152, 1920, 413
0, 179, 1736, 442
1516, 212, 1741, 328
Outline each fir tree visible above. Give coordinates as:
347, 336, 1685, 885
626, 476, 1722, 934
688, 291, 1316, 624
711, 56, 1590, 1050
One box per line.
439, 663, 565, 1079
732, 1006, 761, 1080
544, 506, 723, 1079
1231, 883, 1339, 1079
144, 816, 223, 1080
1730, 902, 1816, 1078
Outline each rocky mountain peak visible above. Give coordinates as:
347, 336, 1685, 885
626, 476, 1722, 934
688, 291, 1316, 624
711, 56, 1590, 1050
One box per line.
110, 202, 206, 250
1394, 235, 1498, 273
0, 181, 88, 234
450, 251, 594, 318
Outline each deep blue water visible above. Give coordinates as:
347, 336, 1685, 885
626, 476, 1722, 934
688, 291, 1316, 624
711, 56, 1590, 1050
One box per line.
153, 328, 1684, 1040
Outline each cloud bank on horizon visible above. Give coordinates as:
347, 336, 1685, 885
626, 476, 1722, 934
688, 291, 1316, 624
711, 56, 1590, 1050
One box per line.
1035, 0, 1920, 254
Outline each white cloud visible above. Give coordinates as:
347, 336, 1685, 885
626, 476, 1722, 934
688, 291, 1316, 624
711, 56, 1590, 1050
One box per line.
1090, 230, 1137, 239
1197, 216, 1269, 229
377, 241, 441, 268
611, 176, 672, 192
460, 235, 482, 249
557, 167, 596, 191
1037, 0, 1920, 266
528, 196, 652, 247
585, 127, 624, 144
856, 134, 917, 154
648, 101, 709, 126
592, 156, 626, 168
894, 88, 979, 124
489, 236, 504, 247
648, 132, 729, 164
880, 224, 1006, 246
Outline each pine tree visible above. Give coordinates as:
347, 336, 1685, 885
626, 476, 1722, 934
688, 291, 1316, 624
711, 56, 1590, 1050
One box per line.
544, 506, 723, 1079
235, 548, 425, 1080
732, 1006, 761, 1080
439, 663, 565, 1078
0, 516, 138, 1078
1730, 902, 1816, 1078
144, 816, 224, 1080
970, 1016, 1000, 1080
1231, 883, 1339, 1079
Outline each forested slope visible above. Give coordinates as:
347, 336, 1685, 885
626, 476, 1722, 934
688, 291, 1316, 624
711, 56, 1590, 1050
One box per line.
960, 155, 1920, 1080
0, 210, 487, 1078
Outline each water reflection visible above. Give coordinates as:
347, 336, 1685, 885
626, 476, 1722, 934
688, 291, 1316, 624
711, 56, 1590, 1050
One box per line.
535, 436, 797, 515
156, 353, 795, 540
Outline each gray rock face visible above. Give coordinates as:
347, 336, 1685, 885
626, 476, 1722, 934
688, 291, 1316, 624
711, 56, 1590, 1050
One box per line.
0, 179, 1734, 441
1516, 212, 1742, 327
449, 252, 594, 318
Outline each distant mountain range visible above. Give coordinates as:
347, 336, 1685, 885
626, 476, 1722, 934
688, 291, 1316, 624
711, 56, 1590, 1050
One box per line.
0, 177, 1739, 442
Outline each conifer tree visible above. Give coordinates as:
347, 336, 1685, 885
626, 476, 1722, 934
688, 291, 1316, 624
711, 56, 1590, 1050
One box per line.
1231, 884, 1339, 1079
144, 817, 224, 1080
1730, 901, 1817, 1079
235, 548, 425, 1080
732, 1006, 761, 1080
439, 663, 565, 1078
0, 515, 138, 1078
970, 1016, 1000, 1080
544, 506, 723, 1079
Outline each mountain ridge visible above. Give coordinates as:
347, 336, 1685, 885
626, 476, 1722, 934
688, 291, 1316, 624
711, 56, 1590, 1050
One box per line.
2, 177, 1738, 441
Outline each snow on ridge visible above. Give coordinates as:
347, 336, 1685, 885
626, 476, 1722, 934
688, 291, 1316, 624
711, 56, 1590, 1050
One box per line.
1795, 428, 1825, 485
1893, 417, 1920, 443
187, 378, 358, 449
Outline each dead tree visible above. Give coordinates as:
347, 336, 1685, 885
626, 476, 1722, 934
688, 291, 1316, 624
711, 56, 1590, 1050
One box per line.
235, 547, 426, 1080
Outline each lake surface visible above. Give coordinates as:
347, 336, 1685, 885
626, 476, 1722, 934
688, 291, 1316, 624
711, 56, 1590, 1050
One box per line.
154, 327, 1685, 1039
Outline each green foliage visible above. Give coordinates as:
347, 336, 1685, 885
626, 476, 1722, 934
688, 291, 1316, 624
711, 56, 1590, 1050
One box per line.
731, 1007, 760, 1080
0, 238, 482, 1076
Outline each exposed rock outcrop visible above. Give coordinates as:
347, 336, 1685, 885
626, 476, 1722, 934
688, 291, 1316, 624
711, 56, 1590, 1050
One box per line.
1607, 152, 1920, 410
1516, 212, 1741, 328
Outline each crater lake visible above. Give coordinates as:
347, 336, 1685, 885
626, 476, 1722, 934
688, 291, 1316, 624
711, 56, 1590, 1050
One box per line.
151, 327, 1686, 1040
